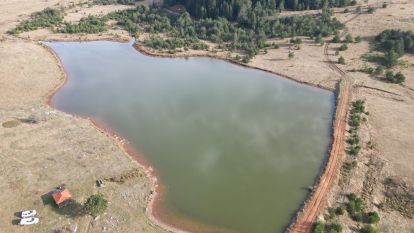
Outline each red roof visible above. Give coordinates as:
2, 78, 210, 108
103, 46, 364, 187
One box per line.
52, 188, 72, 205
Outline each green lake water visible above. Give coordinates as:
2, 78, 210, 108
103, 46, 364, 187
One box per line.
47, 41, 334, 233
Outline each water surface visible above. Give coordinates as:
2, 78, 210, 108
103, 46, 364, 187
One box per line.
47, 41, 334, 233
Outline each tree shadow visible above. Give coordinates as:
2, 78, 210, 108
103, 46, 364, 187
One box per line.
11, 219, 20, 225
13, 212, 21, 218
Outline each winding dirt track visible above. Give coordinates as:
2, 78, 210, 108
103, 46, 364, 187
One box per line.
288, 12, 360, 233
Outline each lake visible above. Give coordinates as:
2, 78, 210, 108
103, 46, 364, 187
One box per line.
47, 40, 334, 233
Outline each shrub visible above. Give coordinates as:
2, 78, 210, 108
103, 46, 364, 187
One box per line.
356, 6, 362, 13
355, 36, 361, 43
313, 221, 325, 233
339, 43, 348, 51
384, 49, 399, 67
315, 34, 323, 44
385, 71, 406, 83
84, 193, 108, 217
330, 223, 343, 232
394, 72, 406, 83
347, 195, 364, 215
382, 2, 388, 8
374, 66, 384, 75
336, 206, 345, 215
345, 34, 353, 43
349, 114, 361, 127
352, 100, 365, 113
360, 225, 379, 233
338, 56, 345, 64
288, 51, 295, 59
367, 7, 375, 14
332, 33, 341, 43
385, 70, 394, 82
364, 211, 380, 223
349, 145, 361, 156
290, 37, 302, 44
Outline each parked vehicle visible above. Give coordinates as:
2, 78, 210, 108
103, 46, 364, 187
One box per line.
19, 217, 39, 225
20, 210, 37, 218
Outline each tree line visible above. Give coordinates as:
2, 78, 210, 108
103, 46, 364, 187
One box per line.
165, 0, 356, 18
93, 0, 144, 5
9, 4, 344, 62
111, 5, 343, 61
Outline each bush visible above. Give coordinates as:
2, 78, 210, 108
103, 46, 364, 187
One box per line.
364, 211, 380, 223
330, 223, 343, 232
352, 100, 365, 113
313, 221, 325, 233
355, 36, 361, 43
349, 145, 361, 156
84, 193, 108, 217
394, 72, 406, 83
335, 206, 345, 215
349, 114, 361, 127
384, 50, 399, 67
360, 225, 379, 233
382, 2, 388, 8
347, 195, 364, 215
385, 70, 394, 82
332, 33, 341, 43
374, 66, 384, 75
367, 7, 375, 14
288, 51, 295, 59
345, 34, 353, 43
338, 56, 345, 64
385, 70, 406, 83
290, 37, 303, 44
339, 43, 348, 51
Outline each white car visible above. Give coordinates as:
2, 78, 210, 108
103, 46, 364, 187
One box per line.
21, 210, 37, 218
19, 217, 39, 225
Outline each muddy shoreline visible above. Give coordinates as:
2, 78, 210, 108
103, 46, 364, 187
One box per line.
43, 39, 340, 233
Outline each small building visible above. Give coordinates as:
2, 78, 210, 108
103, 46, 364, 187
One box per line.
52, 188, 72, 208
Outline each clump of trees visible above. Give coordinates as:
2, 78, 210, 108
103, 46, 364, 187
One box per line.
338, 56, 345, 64
94, 0, 142, 5
59, 15, 108, 34
144, 36, 208, 52
312, 220, 343, 233
374, 29, 414, 67
8, 8, 63, 34
385, 70, 405, 84
84, 193, 108, 217
347, 100, 366, 156
346, 193, 381, 224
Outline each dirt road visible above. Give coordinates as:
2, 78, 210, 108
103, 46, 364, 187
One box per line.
288, 14, 356, 233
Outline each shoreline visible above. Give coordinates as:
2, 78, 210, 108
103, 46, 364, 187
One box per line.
133, 43, 336, 92
41, 40, 191, 233
43, 38, 342, 233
